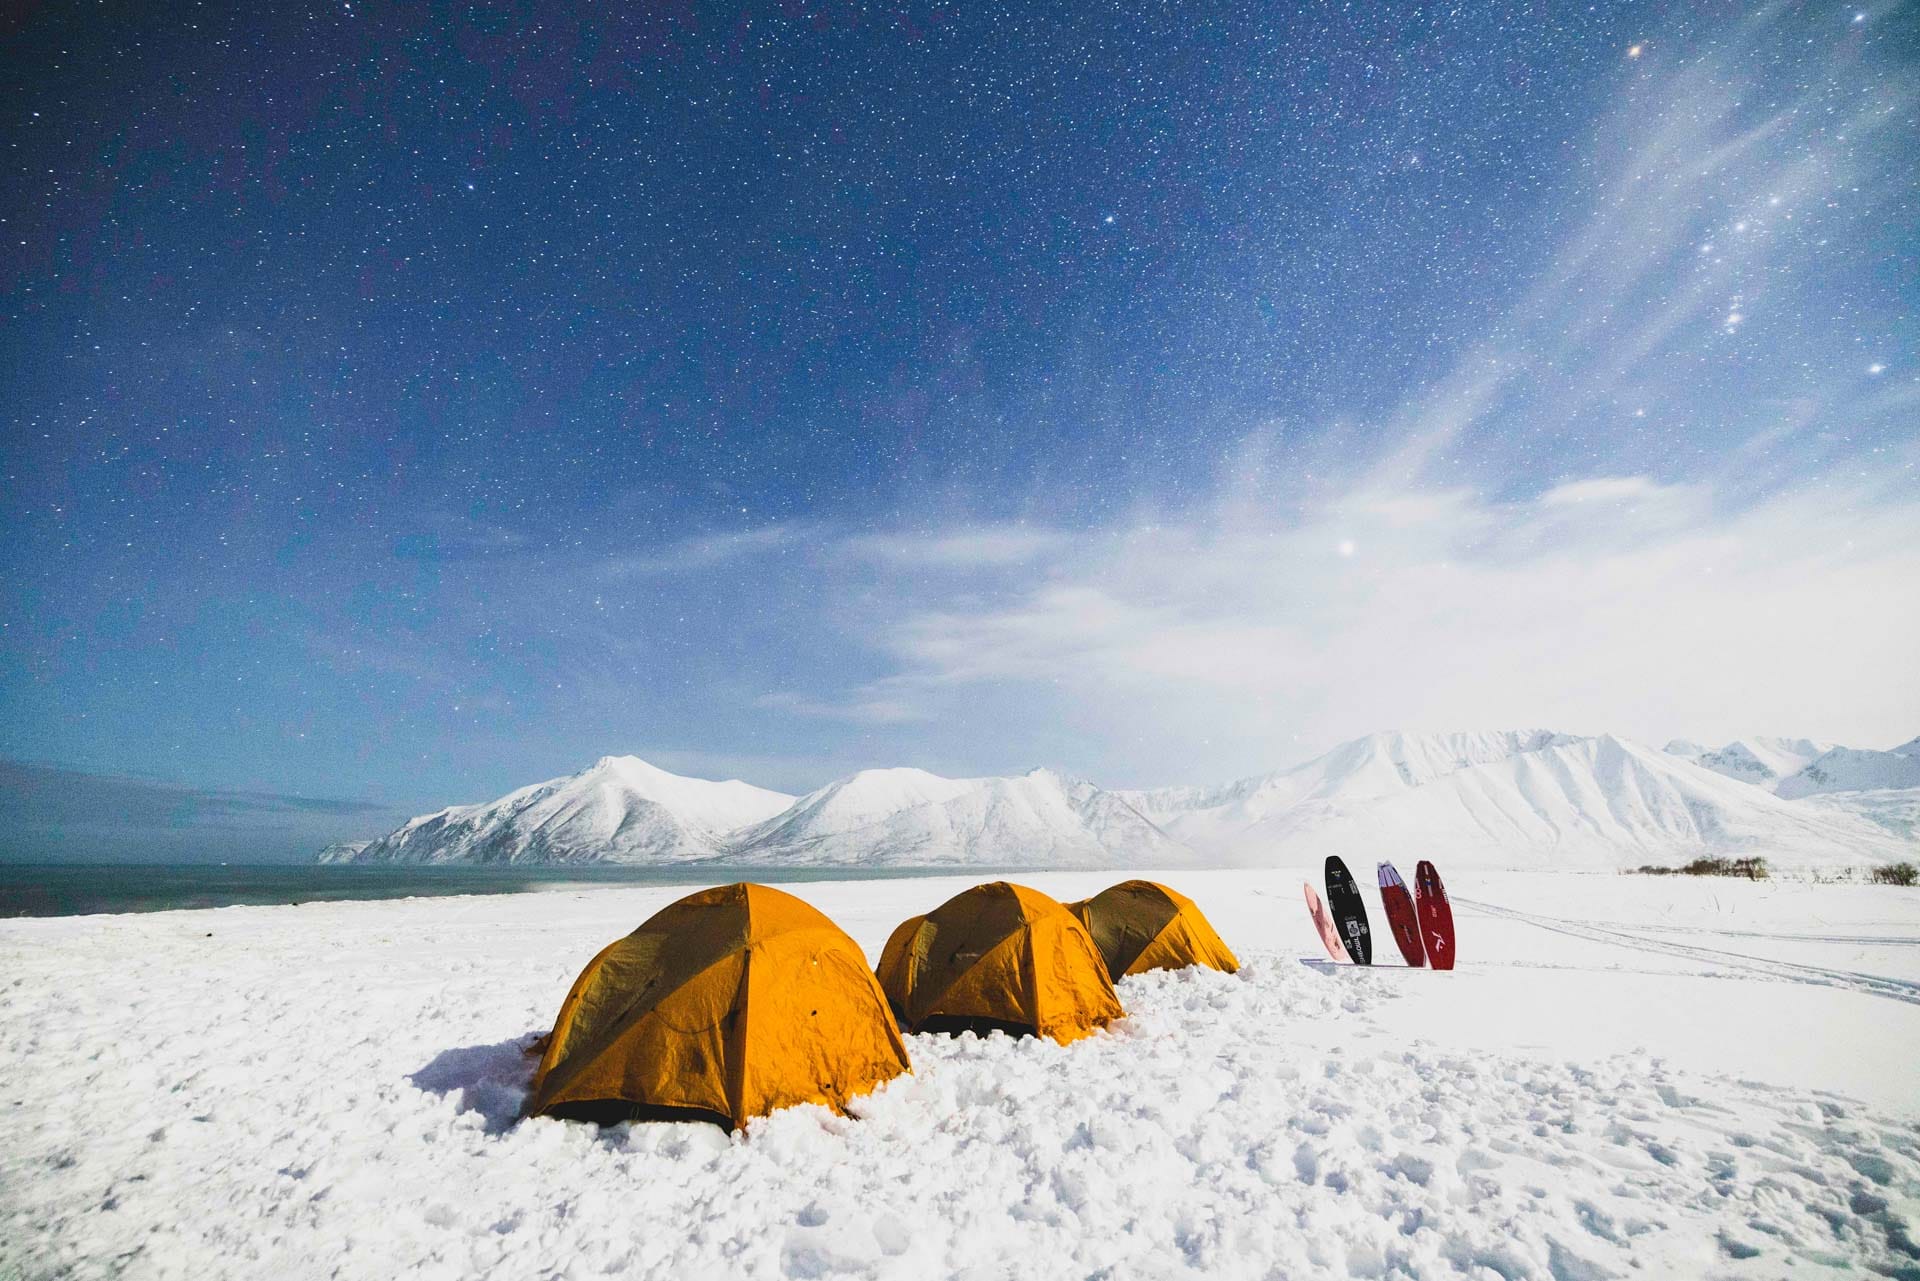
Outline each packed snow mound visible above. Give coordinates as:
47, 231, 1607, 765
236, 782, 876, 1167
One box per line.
1141, 732, 1905, 866
728, 766, 1190, 868
1662, 736, 1834, 789
1776, 742, 1920, 799
334, 756, 795, 865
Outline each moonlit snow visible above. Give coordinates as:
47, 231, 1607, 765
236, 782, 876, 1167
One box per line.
4, 869, 1917, 1280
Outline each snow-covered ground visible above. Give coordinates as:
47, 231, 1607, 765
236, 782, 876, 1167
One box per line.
4, 868, 1918, 1280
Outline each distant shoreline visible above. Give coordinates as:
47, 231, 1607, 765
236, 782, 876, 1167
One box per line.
0, 862, 987, 920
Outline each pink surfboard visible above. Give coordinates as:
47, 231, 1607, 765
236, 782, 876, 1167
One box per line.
1304, 882, 1350, 962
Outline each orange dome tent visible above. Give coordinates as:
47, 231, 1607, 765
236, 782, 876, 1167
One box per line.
876, 882, 1121, 1044
1067, 879, 1239, 978
526, 882, 910, 1130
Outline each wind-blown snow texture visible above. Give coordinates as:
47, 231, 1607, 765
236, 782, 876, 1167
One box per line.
3, 869, 1917, 1280
326, 731, 1918, 869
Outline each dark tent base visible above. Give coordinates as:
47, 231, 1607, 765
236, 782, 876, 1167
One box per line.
537, 1099, 737, 1130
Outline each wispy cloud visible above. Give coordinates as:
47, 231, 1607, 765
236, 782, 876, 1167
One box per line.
230, 3, 1916, 796
1370, 7, 1915, 487
742, 11, 1920, 780
835, 468, 1919, 771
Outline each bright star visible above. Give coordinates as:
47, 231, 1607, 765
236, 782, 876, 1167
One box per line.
1627, 44, 1644, 58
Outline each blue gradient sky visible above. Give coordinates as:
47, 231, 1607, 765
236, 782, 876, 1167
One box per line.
3, 1, 1916, 858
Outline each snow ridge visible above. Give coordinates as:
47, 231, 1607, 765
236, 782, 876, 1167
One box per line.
1774, 742, 1920, 799
726, 766, 1188, 868
1663, 736, 1834, 790
1133, 731, 1908, 867
336, 756, 795, 865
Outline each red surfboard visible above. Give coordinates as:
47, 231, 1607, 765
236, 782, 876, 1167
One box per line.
1304, 882, 1350, 962
1413, 860, 1456, 971
1376, 862, 1425, 967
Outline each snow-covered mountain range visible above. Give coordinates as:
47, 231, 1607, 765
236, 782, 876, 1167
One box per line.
1773, 741, 1920, 800
1127, 732, 1906, 866
728, 766, 1188, 868
321, 730, 1919, 870
322, 755, 794, 865
1663, 737, 1834, 790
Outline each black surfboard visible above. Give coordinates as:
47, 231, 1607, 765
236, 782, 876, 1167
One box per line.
1323, 855, 1373, 965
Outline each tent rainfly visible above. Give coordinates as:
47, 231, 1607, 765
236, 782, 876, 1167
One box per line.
876, 881, 1122, 1043
526, 882, 910, 1130
1067, 879, 1239, 979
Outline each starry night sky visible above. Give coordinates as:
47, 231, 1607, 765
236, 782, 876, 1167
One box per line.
3, 2, 1916, 857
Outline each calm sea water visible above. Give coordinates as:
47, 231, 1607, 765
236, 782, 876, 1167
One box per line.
0, 863, 963, 919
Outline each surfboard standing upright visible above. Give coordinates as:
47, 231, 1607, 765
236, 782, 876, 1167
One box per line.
1303, 883, 1350, 963
1376, 861, 1425, 967
1323, 855, 1372, 965
1413, 859, 1456, 971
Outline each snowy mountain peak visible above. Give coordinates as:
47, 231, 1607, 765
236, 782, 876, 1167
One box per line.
1662, 736, 1835, 790
1125, 729, 1582, 824
1775, 744, 1920, 800
726, 765, 1188, 869
1131, 729, 1905, 867
331, 755, 795, 865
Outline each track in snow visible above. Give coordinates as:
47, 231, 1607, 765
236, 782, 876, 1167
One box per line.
1455, 895, 1920, 1007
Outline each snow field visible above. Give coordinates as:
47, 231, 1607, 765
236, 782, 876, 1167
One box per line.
3, 869, 1919, 1279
